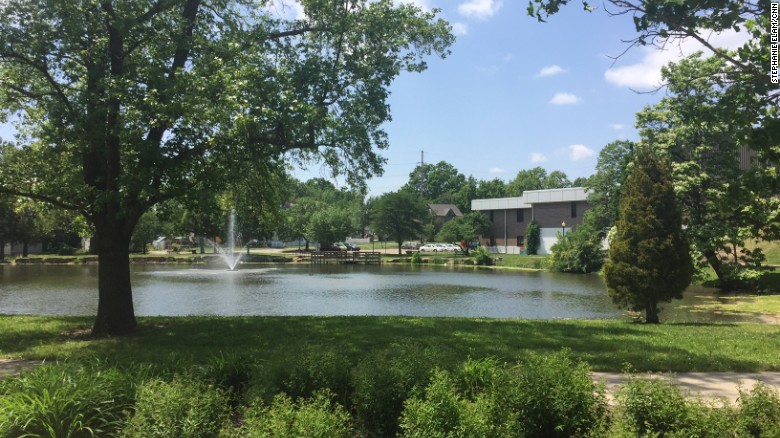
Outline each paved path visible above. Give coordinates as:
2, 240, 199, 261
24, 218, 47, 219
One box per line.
593, 372, 780, 404
0, 359, 44, 379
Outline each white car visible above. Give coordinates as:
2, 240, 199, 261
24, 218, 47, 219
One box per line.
419, 243, 443, 252
442, 243, 462, 252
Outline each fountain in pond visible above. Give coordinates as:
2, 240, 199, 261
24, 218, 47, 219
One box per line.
213, 209, 242, 271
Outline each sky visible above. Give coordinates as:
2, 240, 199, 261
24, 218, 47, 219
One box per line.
0, 0, 747, 199
291, 0, 747, 197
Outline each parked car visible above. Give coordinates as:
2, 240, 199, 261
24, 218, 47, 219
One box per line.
419, 243, 443, 252
442, 243, 462, 252
344, 242, 361, 251
401, 241, 420, 250
320, 243, 347, 251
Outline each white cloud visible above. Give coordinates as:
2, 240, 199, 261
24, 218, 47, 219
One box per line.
604, 29, 750, 89
488, 167, 506, 174
609, 123, 624, 130
549, 92, 581, 105
569, 144, 595, 161
536, 64, 565, 77
530, 153, 547, 163
267, 0, 306, 20
451, 22, 468, 36
458, 0, 502, 20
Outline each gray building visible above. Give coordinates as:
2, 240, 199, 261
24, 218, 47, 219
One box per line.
471, 187, 590, 255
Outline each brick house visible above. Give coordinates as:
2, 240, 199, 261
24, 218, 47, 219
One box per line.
471, 187, 591, 255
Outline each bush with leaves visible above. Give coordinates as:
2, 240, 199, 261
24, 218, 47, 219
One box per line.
513, 350, 607, 437
258, 345, 353, 407
472, 246, 493, 266
352, 342, 441, 436
737, 382, 780, 437
612, 373, 745, 437
237, 391, 354, 438
124, 376, 230, 438
548, 226, 605, 274
399, 365, 514, 437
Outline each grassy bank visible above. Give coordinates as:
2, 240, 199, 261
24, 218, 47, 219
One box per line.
2, 316, 778, 372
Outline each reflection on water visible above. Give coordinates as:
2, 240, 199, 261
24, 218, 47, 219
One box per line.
0, 263, 760, 322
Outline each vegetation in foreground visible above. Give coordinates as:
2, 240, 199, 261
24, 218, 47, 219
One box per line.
2, 316, 780, 435
1, 347, 779, 437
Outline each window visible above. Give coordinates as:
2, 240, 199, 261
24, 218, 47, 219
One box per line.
516, 209, 524, 222
517, 236, 525, 247
571, 201, 577, 218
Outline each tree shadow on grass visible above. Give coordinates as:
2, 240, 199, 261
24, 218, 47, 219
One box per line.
2, 316, 777, 373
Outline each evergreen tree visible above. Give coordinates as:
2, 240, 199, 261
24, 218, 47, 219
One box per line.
526, 221, 541, 255
604, 150, 693, 323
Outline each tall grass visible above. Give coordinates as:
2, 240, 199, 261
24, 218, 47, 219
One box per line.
2, 351, 779, 437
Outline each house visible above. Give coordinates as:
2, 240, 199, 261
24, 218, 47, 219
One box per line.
428, 203, 462, 226
471, 187, 591, 255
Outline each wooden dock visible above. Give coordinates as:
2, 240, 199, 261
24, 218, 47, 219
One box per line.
310, 251, 381, 265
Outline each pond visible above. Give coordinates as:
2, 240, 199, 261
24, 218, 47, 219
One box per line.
0, 263, 756, 322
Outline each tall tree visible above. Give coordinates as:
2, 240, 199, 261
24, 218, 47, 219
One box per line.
402, 161, 466, 205
505, 167, 548, 196
637, 54, 778, 285
435, 211, 490, 252
371, 190, 428, 255
505, 167, 570, 196
0, 0, 453, 336
585, 140, 636, 235
475, 178, 507, 199
604, 150, 693, 323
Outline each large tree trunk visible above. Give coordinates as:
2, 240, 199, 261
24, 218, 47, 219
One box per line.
92, 230, 137, 337
0, 240, 4, 260
22, 240, 28, 257
645, 302, 660, 324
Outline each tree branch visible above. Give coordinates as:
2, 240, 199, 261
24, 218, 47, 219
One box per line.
0, 50, 74, 112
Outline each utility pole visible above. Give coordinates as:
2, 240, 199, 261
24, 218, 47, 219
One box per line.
416, 150, 426, 195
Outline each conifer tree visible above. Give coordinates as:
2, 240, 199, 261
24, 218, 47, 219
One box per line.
604, 149, 693, 323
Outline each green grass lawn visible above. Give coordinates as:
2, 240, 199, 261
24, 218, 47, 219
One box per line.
2, 316, 778, 373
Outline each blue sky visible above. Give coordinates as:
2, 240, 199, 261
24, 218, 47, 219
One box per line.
293, 0, 746, 197
1, 1, 745, 199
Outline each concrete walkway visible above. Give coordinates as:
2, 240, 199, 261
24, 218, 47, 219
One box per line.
593, 372, 780, 404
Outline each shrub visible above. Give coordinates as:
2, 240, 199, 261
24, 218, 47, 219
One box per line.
513, 350, 607, 437
0, 363, 134, 438
472, 246, 493, 266
411, 251, 422, 264
548, 228, 605, 274
613, 374, 691, 436
200, 353, 254, 402
399, 359, 517, 437
258, 345, 353, 407
737, 381, 780, 437
351, 342, 440, 436
237, 391, 354, 437
124, 376, 230, 438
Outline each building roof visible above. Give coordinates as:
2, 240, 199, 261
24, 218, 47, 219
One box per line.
428, 203, 463, 217
471, 187, 589, 211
